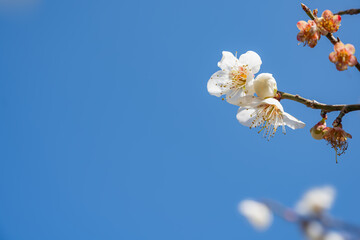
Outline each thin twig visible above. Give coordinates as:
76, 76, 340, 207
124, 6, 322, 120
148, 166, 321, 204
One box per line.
278, 91, 360, 114
334, 9, 360, 16
301, 3, 360, 72
333, 107, 347, 127
262, 200, 299, 223
262, 199, 360, 236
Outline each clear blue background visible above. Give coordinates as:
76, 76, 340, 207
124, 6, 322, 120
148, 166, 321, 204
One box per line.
0, 0, 359, 239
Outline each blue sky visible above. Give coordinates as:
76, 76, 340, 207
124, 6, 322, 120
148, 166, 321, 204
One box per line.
0, 0, 359, 239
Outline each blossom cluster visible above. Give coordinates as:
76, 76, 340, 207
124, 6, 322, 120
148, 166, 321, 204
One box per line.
296, 9, 357, 71
297, 10, 341, 48
207, 51, 305, 139
239, 186, 351, 240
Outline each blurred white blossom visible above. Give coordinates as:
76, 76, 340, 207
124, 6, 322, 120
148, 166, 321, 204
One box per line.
296, 186, 336, 215
324, 232, 345, 240
238, 199, 273, 230
304, 221, 324, 240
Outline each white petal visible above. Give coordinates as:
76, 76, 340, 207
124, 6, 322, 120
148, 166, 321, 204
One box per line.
235, 95, 262, 107
244, 75, 255, 96
226, 88, 246, 105
207, 70, 232, 97
282, 112, 306, 129
239, 51, 262, 74
236, 107, 257, 127
217, 51, 238, 71
238, 200, 273, 231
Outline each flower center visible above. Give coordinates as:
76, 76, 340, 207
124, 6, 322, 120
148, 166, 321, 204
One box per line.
230, 65, 248, 89
249, 104, 285, 139
317, 14, 340, 33
323, 127, 352, 163
337, 49, 350, 63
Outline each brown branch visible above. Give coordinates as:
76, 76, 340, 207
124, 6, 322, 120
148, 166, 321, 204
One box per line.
301, 3, 360, 72
333, 107, 348, 127
278, 91, 360, 115
334, 9, 360, 16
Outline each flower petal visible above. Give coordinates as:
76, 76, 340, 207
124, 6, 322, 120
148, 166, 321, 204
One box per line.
348, 55, 357, 66
333, 15, 341, 24
234, 95, 262, 107
345, 44, 355, 55
329, 52, 337, 63
217, 51, 238, 71
244, 76, 255, 96
322, 10, 332, 19
282, 112, 306, 129
236, 107, 257, 127
262, 98, 284, 112
334, 42, 344, 52
239, 51, 262, 74
226, 88, 246, 105
297, 21, 307, 30
336, 62, 347, 71
207, 70, 232, 97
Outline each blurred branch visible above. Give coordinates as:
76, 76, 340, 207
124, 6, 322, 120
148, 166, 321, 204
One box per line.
278, 91, 360, 114
321, 216, 360, 236
301, 3, 360, 72
262, 200, 299, 223
263, 199, 360, 237
334, 9, 360, 16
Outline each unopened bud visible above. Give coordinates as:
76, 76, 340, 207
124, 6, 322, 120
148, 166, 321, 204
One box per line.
310, 118, 327, 140
254, 73, 277, 99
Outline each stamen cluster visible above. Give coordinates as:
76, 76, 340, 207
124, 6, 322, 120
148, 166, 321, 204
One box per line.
323, 126, 352, 163
249, 103, 285, 138
310, 117, 352, 163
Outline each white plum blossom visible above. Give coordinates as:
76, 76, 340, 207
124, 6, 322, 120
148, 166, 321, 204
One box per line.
254, 73, 277, 99
235, 96, 305, 138
207, 51, 262, 105
238, 200, 273, 231
296, 186, 336, 215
